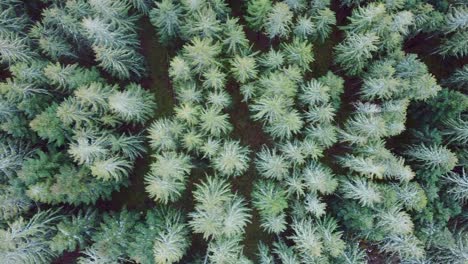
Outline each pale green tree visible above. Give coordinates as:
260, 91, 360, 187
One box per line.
313, 8, 336, 42
108, 83, 156, 124
145, 151, 193, 204
199, 107, 233, 137
245, 0, 272, 31
255, 147, 289, 180
335, 33, 380, 75
93, 45, 145, 80
183, 37, 222, 74
230, 55, 258, 84
406, 144, 458, 172
0, 210, 61, 264
189, 177, 251, 239
212, 140, 250, 177
264, 2, 293, 39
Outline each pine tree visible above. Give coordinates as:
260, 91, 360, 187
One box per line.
211, 140, 250, 177
406, 144, 458, 173
148, 118, 183, 152
108, 83, 156, 124
0, 184, 30, 221
289, 218, 323, 258
68, 133, 109, 165
145, 151, 192, 204
444, 170, 468, 204
294, 16, 315, 39
245, 0, 273, 31
335, 33, 379, 75
79, 209, 138, 263
230, 55, 258, 84
342, 3, 387, 35
252, 180, 288, 233
380, 234, 425, 260
280, 37, 314, 71
202, 67, 226, 90
90, 156, 132, 181
255, 147, 289, 180
223, 17, 249, 55
377, 206, 414, 235
0, 210, 61, 264
446, 65, 468, 89
49, 210, 97, 254
264, 2, 293, 39
182, 7, 222, 39
443, 117, 468, 145
313, 8, 336, 42
93, 45, 145, 79
0, 138, 31, 179
439, 31, 468, 58
303, 162, 338, 195
182, 37, 222, 74
152, 210, 190, 264
207, 236, 250, 264
0, 32, 34, 65
444, 6, 468, 33
199, 107, 233, 137
189, 177, 251, 239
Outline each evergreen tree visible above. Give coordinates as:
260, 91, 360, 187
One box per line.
335, 33, 379, 75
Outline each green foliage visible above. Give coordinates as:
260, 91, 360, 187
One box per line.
183, 37, 222, 74
223, 17, 250, 55
0, 138, 31, 179
0, 210, 61, 264
303, 162, 338, 195
0, 31, 34, 65
44, 62, 103, 91
29, 104, 67, 146
294, 15, 314, 39
212, 140, 250, 177
1, 0, 465, 263
78, 209, 138, 263
245, 0, 272, 31
280, 37, 314, 71
90, 156, 132, 181
199, 107, 232, 137
93, 45, 146, 79
342, 3, 387, 35
380, 234, 425, 260
444, 170, 468, 204
182, 7, 222, 39
341, 177, 382, 207
255, 147, 289, 180
207, 236, 251, 264
335, 33, 379, 75
265, 2, 293, 38
129, 207, 190, 264
50, 210, 97, 254
313, 8, 336, 42
230, 55, 258, 83
439, 30, 468, 58
289, 218, 323, 257
406, 144, 458, 173
190, 176, 251, 239
0, 184, 30, 221
443, 117, 468, 145
446, 65, 468, 89
108, 83, 156, 124
252, 180, 288, 234
145, 151, 192, 204
20, 150, 123, 205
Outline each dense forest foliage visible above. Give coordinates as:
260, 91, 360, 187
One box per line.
0, 0, 467, 263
